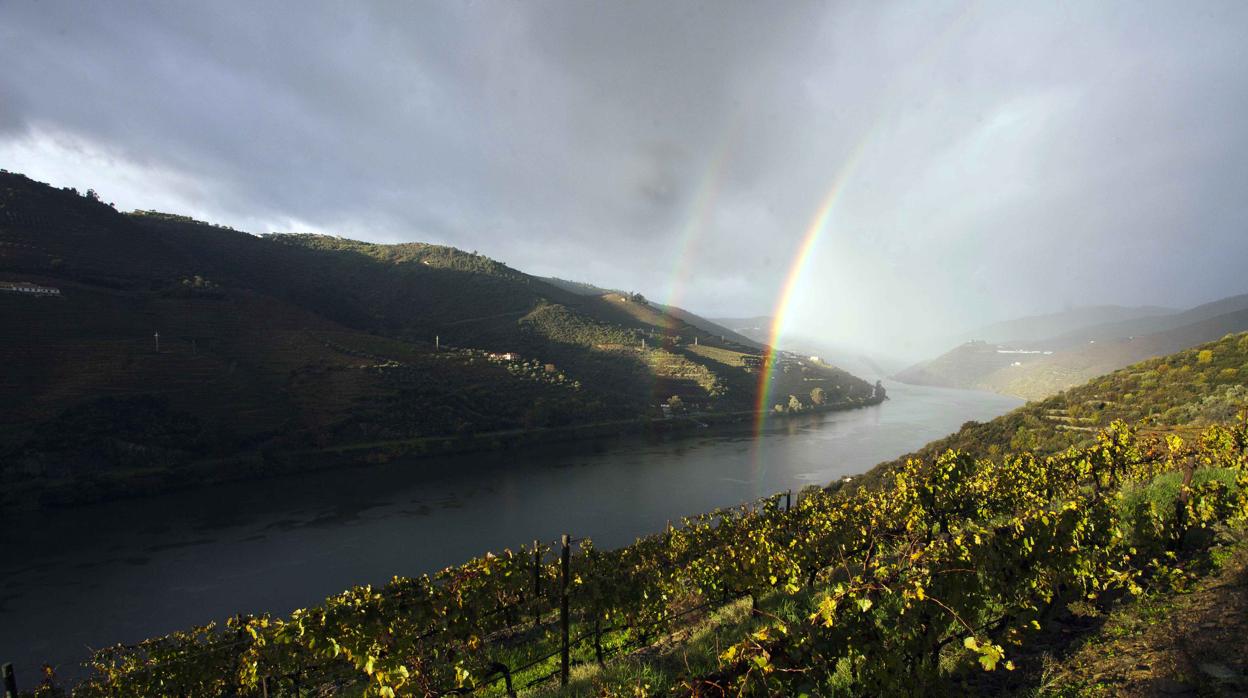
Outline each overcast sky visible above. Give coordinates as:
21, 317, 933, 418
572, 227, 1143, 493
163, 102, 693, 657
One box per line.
2, 1, 1246, 358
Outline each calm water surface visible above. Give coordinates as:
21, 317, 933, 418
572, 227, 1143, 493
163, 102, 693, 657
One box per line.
0, 380, 1020, 680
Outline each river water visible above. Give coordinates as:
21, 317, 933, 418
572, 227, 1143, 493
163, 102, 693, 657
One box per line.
0, 380, 1020, 682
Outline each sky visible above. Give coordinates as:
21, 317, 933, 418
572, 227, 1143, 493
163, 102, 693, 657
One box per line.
2, 0, 1247, 360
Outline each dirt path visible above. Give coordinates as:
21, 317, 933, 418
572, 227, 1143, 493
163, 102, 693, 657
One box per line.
1047, 538, 1248, 696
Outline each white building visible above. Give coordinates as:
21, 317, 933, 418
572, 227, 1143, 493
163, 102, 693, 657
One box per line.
0, 281, 61, 296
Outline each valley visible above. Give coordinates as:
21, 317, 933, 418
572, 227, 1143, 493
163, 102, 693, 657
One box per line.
0, 172, 878, 507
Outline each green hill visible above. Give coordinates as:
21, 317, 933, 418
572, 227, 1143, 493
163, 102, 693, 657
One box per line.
0, 171, 877, 505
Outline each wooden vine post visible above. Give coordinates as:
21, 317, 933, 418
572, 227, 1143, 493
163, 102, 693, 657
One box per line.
532, 538, 542, 630
3, 663, 16, 698
489, 662, 517, 698
594, 618, 605, 667
1174, 456, 1196, 542
560, 534, 571, 686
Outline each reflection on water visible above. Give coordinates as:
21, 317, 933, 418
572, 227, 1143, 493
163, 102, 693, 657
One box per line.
0, 381, 1020, 679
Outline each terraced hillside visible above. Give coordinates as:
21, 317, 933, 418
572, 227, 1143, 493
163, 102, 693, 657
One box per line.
862, 330, 1248, 488
0, 171, 876, 504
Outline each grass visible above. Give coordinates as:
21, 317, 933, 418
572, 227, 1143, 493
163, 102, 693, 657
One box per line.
1116, 466, 1240, 525
1033, 531, 1248, 697
525, 594, 820, 698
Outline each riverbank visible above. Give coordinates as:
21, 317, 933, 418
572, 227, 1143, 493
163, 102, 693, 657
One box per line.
3, 395, 886, 511
0, 382, 1018, 684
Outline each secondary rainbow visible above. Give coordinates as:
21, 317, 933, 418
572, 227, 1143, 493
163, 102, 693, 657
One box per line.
661, 122, 742, 317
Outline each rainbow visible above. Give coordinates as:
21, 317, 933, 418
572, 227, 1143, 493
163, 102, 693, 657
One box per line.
753, 140, 870, 430
661, 120, 743, 319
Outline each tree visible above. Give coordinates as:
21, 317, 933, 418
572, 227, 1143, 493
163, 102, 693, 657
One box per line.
1197, 349, 1214, 364
667, 395, 684, 412
810, 387, 826, 406
788, 394, 803, 412
1010, 425, 1038, 451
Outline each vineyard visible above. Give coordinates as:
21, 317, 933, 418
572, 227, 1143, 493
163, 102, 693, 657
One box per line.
16, 415, 1246, 697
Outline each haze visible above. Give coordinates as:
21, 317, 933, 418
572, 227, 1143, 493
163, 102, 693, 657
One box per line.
2, 0, 1246, 360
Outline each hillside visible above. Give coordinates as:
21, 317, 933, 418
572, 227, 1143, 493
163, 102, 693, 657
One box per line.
866, 330, 1248, 489
897, 295, 1248, 400
0, 171, 877, 505
655, 305, 764, 351
48, 333, 1248, 697
538, 276, 619, 297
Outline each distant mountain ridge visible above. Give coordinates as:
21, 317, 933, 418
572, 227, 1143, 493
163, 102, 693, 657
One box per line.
706, 316, 904, 380
1042, 294, 1248, 350
661, 309, 764, 350
964, 305, 1178, 345
710, 316, 773, 343
897, 294, 1248, 399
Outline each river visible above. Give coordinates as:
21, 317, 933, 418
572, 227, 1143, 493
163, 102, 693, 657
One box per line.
0, 380, 1021, 682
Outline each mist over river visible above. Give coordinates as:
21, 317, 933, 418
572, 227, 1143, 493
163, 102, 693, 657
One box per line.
0, 381, 1020, 681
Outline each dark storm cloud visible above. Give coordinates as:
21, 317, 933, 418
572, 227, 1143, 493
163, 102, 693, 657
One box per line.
2, 0, 1247, 358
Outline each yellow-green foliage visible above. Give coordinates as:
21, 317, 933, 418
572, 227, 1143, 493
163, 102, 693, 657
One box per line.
70, 420, 1247, 697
